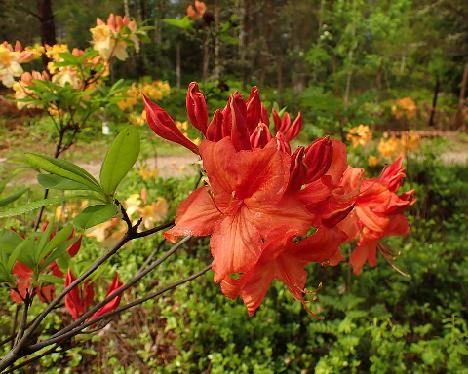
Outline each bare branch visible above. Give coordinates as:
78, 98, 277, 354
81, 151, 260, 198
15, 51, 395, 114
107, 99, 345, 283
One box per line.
28, 264, 212, 352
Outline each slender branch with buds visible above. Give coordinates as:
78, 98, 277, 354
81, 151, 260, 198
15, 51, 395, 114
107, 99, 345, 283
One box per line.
0, 209, 206, 372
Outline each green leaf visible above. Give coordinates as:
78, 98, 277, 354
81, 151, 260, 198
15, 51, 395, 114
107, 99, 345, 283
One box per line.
0, 188, 28, 207
37, 274, 63, 284
0, 198, 63, 218
7, 243, 23, 273
163, 17, 193, 29
40, 240, 73, 271
74, 204, 118, 230
99, 127, 140, 196
37, 174, 92, 190
37, 224, 73, 262
25, 153, 102, 193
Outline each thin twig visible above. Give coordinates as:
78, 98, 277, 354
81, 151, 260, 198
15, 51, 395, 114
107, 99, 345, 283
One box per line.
0, 220, 174, 371
47, 236, 191, 340
28, 265, 212, 352
9, 305, 21, 349
13, 295, 30, 347
133, 220, 175, 239
2, 344, 69, 374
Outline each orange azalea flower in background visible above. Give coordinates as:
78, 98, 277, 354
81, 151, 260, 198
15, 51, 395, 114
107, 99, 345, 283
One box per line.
392, 97, 417, 120
368, 155, 379, 168
187, 0, 207, 19
346, 124, 372, 148
143, 82, 415, 315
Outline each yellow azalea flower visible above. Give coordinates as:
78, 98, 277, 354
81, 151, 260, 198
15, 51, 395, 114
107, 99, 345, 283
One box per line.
368, 155, 379, 168
401, 131, 420, 152
346, 124, 372, 148
378, 134, 401, 158
90, 14, 140, 61
86, 217, 126, 246
129, 111, 145, 126
176, 121, 188, 131
124, 193, 142, 218
138, 198, 169, 230
52, 66, 82, 89
55, 200, 89, 222
0, 44, 23, 87
118, 81, 171, 112
45, 44, 69, 60
24, 45, 44, 59
138, 165, 159, 180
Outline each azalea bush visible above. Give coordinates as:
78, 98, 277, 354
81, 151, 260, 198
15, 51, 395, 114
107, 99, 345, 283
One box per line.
1, 13, 145, 159
0, 75, 419, 372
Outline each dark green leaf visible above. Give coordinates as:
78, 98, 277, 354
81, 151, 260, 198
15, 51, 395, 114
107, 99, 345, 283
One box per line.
0, 188, 28, 207
99, 127, 140, 196
74, 204, 118, 230
0, 198, 63, 218
37, 174, 92, 190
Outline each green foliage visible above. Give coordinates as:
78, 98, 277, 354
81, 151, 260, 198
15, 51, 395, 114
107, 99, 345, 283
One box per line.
99, 126, 140, 197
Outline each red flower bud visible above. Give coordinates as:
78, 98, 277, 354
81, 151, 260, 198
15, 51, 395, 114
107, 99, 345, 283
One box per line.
322, 204, 354, 228
272, 109, 282, 132
250, 123, 272, 149
260, 104, 269, 127
186, 82, 208, 134
67, 236, 82, 257
143, 95, 199, 155
246, 86, 261, 131
275, 131, 291, 154
64, 270, 95, 320
230, 92, 251, 151
91, 274, 124, 320
284, 112, 302, 141
206, 109, 224, 141
288, 146, 307, 191
303, 137, 332, 183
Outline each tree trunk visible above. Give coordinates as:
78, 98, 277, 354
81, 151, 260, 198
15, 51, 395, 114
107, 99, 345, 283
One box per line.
453, 63, 468, 130
213, 0, 221, 80
428, 76, 440, 128
202, 37, 210, 82
239, 0, 248, 88
37, 0, 56, 69
175, 41, 181, 91
37, 0, 56, 45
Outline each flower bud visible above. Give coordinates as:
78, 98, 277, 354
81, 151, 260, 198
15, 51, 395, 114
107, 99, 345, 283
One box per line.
186, 82, 208, 134
143, 94, 199, 155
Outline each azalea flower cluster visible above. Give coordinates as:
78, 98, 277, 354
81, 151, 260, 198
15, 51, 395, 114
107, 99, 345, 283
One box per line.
90, 14, 139, 61
378, 131, 420, 159
392, 97, 417, 120
118, 80, 171, 111
143, 83, 416, 316
0, 41, 40, 87
9, 224, 123, 320
346, 124, 372, 149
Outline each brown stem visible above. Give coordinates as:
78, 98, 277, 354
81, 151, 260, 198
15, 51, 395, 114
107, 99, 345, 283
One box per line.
46, 236, 191, 340
28, 265, 211, 353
